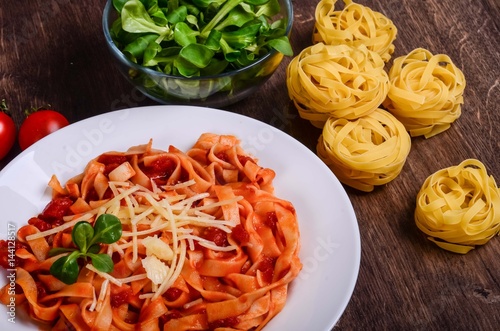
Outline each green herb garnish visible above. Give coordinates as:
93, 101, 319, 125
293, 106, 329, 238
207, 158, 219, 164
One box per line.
110, 0, 293, 77
49, 214, 122, 285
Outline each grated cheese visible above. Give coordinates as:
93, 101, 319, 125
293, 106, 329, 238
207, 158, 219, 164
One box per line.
89, 285, 97, 312
183, 298, 203, 310
35, 179, 243, 298
117, 273, 148, 284
153, 239, 187, 300
142, 255, 169, 286
96, 279, 109, 312
142, 236, 174, 261
26, 218, 84, 241
121, 223, 170, 238
163, 179, 196, 190
86, 264, 123, 287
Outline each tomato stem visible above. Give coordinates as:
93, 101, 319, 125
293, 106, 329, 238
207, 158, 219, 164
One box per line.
0, 99, 11, 115
24, 104, 52, 117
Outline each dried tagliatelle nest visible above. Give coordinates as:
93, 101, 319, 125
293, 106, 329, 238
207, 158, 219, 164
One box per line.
415, 159, 500, 254
383, 48, 466, 138
316, 108, 411, 192
313, 0, 397, 62
286, 43, 389, 128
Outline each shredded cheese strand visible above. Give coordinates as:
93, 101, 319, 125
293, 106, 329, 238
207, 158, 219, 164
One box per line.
86, 264, 123, 287
26, 217, 84, 241
96, 279, 109, 312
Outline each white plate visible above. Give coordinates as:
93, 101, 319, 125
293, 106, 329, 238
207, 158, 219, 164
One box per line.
0, 105, 360, 330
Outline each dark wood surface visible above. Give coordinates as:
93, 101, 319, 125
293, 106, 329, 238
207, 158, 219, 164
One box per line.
1, 0, 499, 330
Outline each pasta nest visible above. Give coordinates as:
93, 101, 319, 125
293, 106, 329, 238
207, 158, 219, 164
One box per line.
316, 108, 411, 192
383, 48, 466, 138
415, 159, 500, 254
286, 43, 389, 128
313, 0, 397, 62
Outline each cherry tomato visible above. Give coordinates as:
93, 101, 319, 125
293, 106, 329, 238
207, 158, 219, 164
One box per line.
0, 110, 16, 160
18, 110, 69, 150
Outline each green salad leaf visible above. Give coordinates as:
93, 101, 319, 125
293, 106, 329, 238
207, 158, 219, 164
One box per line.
121, 0, 171, 36
110, 0, 292, 78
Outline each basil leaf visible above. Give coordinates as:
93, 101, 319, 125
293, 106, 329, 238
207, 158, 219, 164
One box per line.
88, 244, 101, 254
50, 214, 123, 284
49, 251, 81, 285
92, 214, 123, 245
72, 221, 94, 253
88, 253, 114, 273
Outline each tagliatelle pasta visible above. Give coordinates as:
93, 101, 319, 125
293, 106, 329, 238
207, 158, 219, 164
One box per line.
383, 48, 466, 138
313, 0, 397, 62
316, 108, 411, 192
0, 133, 302, 330
286, 43, 389, 127
415, 159, 500, 254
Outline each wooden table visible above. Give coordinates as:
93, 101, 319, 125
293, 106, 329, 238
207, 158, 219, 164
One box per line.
1, 0, 499, 330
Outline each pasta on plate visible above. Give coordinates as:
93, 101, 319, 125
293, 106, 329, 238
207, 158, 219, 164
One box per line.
0, 133, 302, 331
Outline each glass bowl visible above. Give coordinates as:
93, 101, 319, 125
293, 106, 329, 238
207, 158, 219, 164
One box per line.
102, 0, 293, 108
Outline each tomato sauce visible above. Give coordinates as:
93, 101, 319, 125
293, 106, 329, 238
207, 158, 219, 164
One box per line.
39, 197, 73, 223
215, 151, 229, 163
237, 155, 254, 166
202, 227, 229, 247
231, 224, 249, 245
110, 288, 133, 308
28, 217, 52, 232
97, 154, 128, 176
258, 256, 276, 284
142, 157, 176, 180
208, 316, 240, 329
0, 240, 27, 269
161, 310, 183, 324
164, 287, 182, 301
265, 211, 278, 233
36, 281, 48, 300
